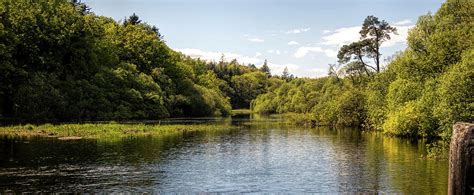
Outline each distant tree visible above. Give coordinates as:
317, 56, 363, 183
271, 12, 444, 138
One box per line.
337, 39, 375, 76
150, 26, 162, 38
359, 15, 397, 72
260, 59, 271, 76
337, 16, 397, 74
328, 63, 341, 81
282, 67, 290, 79
124, 13, 141, 25
70, 0, 90, 14
218, 54, 226, 65
231, 72, 269, 108
282, 67, 294, 81
248, 64, 257, 70
0, 0, 277, 119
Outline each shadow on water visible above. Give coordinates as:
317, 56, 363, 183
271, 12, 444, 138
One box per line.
0, 114, 447, 193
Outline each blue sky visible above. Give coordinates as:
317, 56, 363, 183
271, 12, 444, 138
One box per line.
83, 0, 444, 77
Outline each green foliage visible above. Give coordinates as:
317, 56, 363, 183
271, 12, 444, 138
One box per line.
334, 89, 366, 127
381, 0, 473, 139
0, 0, 268, 120
383, 101, 422, 137
434, 49, 474, 138
1, 0, 472, 152
0, 123, 233, 139
253, 0, 473, 145
365, 69, 396, 130
231, 71, 269, 108
259, 59, 271, 77
386, 78, 422, 110
338, 15, 397, 74
192, 57, 270, 109
252, 77, 366, 127
188, 84, 231, 116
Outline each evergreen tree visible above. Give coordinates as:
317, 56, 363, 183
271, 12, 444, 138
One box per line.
124, 13, 141, 25
260, 59, 271, 76
338, 16, 397, 74
360, 15, 397, 72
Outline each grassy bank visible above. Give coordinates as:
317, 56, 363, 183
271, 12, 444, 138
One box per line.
0, 123, 233, 140
231, 109, 253, 115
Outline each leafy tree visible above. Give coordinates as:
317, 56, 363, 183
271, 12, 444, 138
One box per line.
434, 50, 473, 138
281, 66, 294, 81
337, 39, 375, 76
248, 64, 257, 70
0, 0, 270, 120
231, 71, 268, 108
253, 0, 473, 144
260, 59, 271, 76
124, 13, 141, 25
337, 16, 397, 76
359, 15, 397, 72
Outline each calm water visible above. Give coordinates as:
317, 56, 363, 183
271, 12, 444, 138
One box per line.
0, 115, 448, 193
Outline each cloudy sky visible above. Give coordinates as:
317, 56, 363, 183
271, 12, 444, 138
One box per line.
83, 0, 443, 77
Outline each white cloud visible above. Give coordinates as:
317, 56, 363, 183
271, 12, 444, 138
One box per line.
294, 47, 337, 58
255, 52, 262, 57
320, 24, 415, 48
288, 41, 300, 45
394, 19, 412, 25
267, 50, 281, 55
248, 38, 264, 43
285, 28, 311, 34
176, 48, 261, 65
310, 68, 328, 77
320, 26, 361, 46
268, 63, 299, 75
322, 30, 331, 34
382, 25, 415, 47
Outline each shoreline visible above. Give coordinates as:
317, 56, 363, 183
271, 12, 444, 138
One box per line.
0, 123, 233, 140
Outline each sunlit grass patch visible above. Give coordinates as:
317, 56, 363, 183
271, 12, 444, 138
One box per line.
231, 109, 253, 115
0, 123, 233, 140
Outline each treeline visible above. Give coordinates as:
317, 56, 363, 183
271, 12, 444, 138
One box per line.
252, 0, 473, 140
0, 0, 275, 121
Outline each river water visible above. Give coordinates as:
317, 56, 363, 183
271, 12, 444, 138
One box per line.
0, 114, 448, 193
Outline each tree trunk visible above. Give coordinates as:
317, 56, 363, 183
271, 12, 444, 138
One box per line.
448, 122, 474, 195
375, 43, 380, 73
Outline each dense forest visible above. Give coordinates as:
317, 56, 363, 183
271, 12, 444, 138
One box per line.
0, 0, 472, 145
252, 0, 473, 142
0, 0, 279, 120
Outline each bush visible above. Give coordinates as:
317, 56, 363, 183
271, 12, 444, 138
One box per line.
383, 101, 421, 137
434, 49, 474, 138
335, 89, 366, 127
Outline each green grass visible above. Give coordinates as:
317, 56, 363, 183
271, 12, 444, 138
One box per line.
231, 109, 253, 115
0, 123, 233, 140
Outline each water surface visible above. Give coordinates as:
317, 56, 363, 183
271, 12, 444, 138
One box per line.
0, 115, 448, 193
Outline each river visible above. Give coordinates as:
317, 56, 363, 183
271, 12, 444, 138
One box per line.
0, 114, 448, 193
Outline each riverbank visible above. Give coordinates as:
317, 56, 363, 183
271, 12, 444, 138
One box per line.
0, 123, 233, 140
272, 112, 334, 127
273, 112, 450, 159
0, 117, 449, 193
231, 109, 253, 115
276, 113, 319, 127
